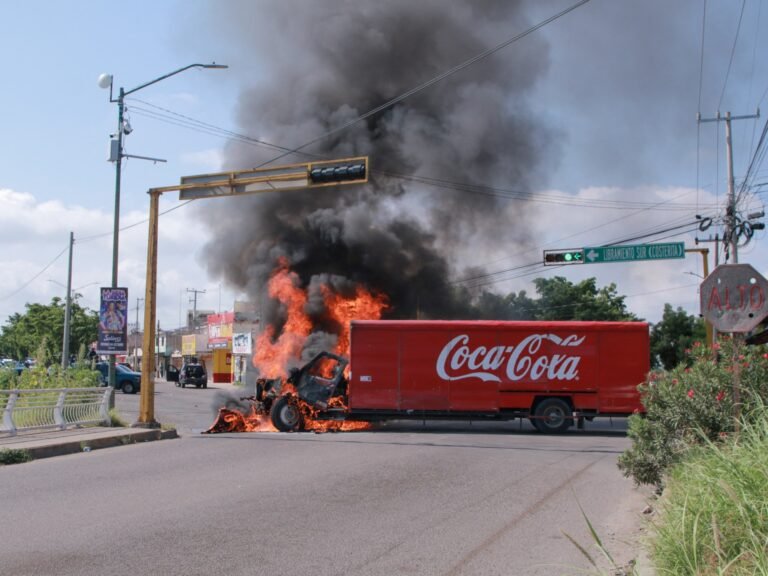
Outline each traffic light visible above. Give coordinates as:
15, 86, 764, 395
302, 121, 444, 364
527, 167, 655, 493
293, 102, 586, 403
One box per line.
308, 159, 367, 185
543, 249, 585, 266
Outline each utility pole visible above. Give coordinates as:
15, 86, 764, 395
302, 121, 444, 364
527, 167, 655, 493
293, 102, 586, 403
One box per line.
698, 110, 760, 263
186, 288, 206, 331
61, 232, 74, 369
133, 297, 144, 370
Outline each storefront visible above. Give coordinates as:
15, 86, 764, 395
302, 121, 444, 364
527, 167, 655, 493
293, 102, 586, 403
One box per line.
207, 312, 234, 383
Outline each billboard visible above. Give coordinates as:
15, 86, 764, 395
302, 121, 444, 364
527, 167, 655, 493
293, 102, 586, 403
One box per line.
97, 287, 128, 354
232, 332, 252, 355
208, 312, 234, 349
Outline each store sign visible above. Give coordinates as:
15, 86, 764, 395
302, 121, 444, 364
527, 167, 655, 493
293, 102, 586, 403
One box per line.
208, 312, 234, 349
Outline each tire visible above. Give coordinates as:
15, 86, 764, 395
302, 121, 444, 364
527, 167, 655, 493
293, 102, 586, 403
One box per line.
532, 398, 573, 434
122, 381, 135, 395
270, 395, 304, 432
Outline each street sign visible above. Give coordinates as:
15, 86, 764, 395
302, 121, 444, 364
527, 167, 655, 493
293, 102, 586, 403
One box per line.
700, 264, 768, 333
583, 242, 685, 264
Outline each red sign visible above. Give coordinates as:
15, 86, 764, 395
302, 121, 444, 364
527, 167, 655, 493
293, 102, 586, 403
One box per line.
700, 264, 768, 333
207, 311, 234, 349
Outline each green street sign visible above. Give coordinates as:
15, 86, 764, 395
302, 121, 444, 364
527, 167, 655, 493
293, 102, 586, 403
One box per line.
583, 242, 685, 264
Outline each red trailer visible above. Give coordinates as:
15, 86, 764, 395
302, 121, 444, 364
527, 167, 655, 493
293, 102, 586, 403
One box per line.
254, 320, 650, 434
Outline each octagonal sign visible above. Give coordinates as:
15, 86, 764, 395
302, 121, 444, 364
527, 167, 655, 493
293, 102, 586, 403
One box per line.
700, 264, 768, 333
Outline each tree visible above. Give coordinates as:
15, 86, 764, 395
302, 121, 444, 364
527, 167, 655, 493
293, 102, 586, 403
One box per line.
0, 297, 98, 364
531, 277, 638, 321
650, 303, 707, 370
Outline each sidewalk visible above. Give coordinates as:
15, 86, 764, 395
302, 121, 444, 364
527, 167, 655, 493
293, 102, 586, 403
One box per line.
0, 426, 178, 461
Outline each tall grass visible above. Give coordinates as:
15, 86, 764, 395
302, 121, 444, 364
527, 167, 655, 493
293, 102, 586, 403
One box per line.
651, 404, 768, 575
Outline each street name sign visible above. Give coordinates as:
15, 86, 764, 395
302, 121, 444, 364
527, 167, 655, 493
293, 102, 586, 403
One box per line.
583, 242, 685, 264
700, 263, 768, 333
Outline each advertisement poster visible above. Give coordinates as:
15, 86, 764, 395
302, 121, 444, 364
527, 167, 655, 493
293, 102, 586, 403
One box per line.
232, 332, 252, 355
97, 287, 128, 354
207, 312, 234, 349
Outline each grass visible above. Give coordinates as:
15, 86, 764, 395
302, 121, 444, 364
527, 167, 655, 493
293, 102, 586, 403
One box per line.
651, 409, 768, 575
108, 408, 128, 427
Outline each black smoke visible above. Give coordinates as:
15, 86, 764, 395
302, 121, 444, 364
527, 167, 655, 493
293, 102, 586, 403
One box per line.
199, 0, 560, 325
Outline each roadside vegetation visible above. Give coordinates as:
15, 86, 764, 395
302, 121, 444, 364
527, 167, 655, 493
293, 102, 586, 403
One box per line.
618, 336, 768, 575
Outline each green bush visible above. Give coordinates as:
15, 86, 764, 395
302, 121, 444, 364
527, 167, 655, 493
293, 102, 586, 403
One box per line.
618, 338, 768, 489
0, 448, 33, 465
651, 404, 768, 575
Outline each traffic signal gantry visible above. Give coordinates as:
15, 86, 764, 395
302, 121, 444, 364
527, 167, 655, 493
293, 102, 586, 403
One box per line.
135, 157, 369, 427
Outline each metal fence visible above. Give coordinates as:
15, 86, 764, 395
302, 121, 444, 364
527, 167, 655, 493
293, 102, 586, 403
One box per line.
0, 387, 112, 436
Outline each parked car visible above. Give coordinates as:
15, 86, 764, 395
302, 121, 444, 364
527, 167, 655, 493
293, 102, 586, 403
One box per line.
178, 363, 207, 388
166, 365, 180, 383
95, 362, 141, 394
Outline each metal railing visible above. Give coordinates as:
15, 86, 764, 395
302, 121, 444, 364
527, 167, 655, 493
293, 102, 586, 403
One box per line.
0, 387, 112, 436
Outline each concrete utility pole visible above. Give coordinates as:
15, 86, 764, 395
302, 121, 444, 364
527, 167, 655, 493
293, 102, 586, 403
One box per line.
61, 232, 74, 369
186, 288, 206, 330
698, 110, 760, 263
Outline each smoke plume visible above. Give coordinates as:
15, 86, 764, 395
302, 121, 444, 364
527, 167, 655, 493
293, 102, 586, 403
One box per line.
200, 0, 559, 326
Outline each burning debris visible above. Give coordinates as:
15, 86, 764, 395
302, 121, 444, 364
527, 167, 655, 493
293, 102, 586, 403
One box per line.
205, 351, 372, 434
206, 261, 386, 434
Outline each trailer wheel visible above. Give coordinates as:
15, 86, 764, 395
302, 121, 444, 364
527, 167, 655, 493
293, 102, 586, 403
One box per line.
533, 398, 573, 434
271, 395, 303, 432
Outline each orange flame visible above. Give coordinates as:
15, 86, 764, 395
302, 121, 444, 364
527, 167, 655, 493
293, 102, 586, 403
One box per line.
322, 284, 389, 357
252, 259, 312, 378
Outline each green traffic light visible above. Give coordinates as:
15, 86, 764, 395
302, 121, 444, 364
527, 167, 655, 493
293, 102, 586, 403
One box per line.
564, 253, 573, 262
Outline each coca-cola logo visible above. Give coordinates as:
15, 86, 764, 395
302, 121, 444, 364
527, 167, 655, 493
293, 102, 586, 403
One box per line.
436, 333, 585, 383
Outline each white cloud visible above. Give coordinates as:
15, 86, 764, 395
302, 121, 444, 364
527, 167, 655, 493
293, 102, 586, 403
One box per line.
0, 188, 224, 331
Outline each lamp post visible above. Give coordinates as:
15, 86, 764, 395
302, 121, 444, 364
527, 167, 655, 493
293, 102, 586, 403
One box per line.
98, 62, 228, 389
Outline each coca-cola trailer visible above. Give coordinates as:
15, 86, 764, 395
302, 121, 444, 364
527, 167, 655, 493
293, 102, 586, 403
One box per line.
264, 320, 650, 434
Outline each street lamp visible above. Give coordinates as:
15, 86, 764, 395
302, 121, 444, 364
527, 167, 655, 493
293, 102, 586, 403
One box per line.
98, 62, 227, 387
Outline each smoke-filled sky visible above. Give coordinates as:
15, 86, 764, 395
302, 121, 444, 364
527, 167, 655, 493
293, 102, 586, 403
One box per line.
197, 0, 767, 326
1, 0, 766, 331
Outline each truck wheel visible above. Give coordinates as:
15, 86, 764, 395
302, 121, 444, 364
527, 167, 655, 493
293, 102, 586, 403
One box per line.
270, 395, 303, 432
533, 398, 572, 434
122, 382, 135, 395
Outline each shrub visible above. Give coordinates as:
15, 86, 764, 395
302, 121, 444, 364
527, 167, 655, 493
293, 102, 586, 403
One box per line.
0, 448, 33, 465
618, 337, 768, 489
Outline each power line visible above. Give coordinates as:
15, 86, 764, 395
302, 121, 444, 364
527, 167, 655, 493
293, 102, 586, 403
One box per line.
0, 244, 70, 302
718, 0, 747, 110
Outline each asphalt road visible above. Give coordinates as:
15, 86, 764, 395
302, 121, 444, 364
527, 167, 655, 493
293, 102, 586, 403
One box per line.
0, 381, 648, 576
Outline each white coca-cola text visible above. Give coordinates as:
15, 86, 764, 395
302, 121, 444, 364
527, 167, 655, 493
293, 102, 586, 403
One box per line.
435, 333, 584, 383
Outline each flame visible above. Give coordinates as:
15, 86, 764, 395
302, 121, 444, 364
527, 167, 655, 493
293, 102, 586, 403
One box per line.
252, 259, 312, 378
322, 284, 389, 357
210, 259, 388, 435
204, 403, 278, 433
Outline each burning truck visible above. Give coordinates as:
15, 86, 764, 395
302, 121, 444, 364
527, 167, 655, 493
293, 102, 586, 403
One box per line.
207, 319, 649, 434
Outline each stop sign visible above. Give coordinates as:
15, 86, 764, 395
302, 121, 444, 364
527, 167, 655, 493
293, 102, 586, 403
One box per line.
700, 263, 768, 332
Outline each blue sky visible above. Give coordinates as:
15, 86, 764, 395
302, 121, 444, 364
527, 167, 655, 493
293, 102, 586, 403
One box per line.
2, 0, 767, 335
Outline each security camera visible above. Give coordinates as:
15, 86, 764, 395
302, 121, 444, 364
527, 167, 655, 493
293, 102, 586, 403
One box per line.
122, 120, 133, 135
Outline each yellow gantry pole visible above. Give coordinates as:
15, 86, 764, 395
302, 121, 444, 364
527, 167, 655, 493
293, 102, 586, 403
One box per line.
686, 247, 713, 347
136, 190, 161, 427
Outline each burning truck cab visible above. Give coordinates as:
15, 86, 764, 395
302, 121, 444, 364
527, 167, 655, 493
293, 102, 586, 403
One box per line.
208, 320, 650, 434
260, 351, 350, 432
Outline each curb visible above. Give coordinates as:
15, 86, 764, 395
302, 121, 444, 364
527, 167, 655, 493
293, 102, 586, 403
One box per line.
1, 428, 179, 461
